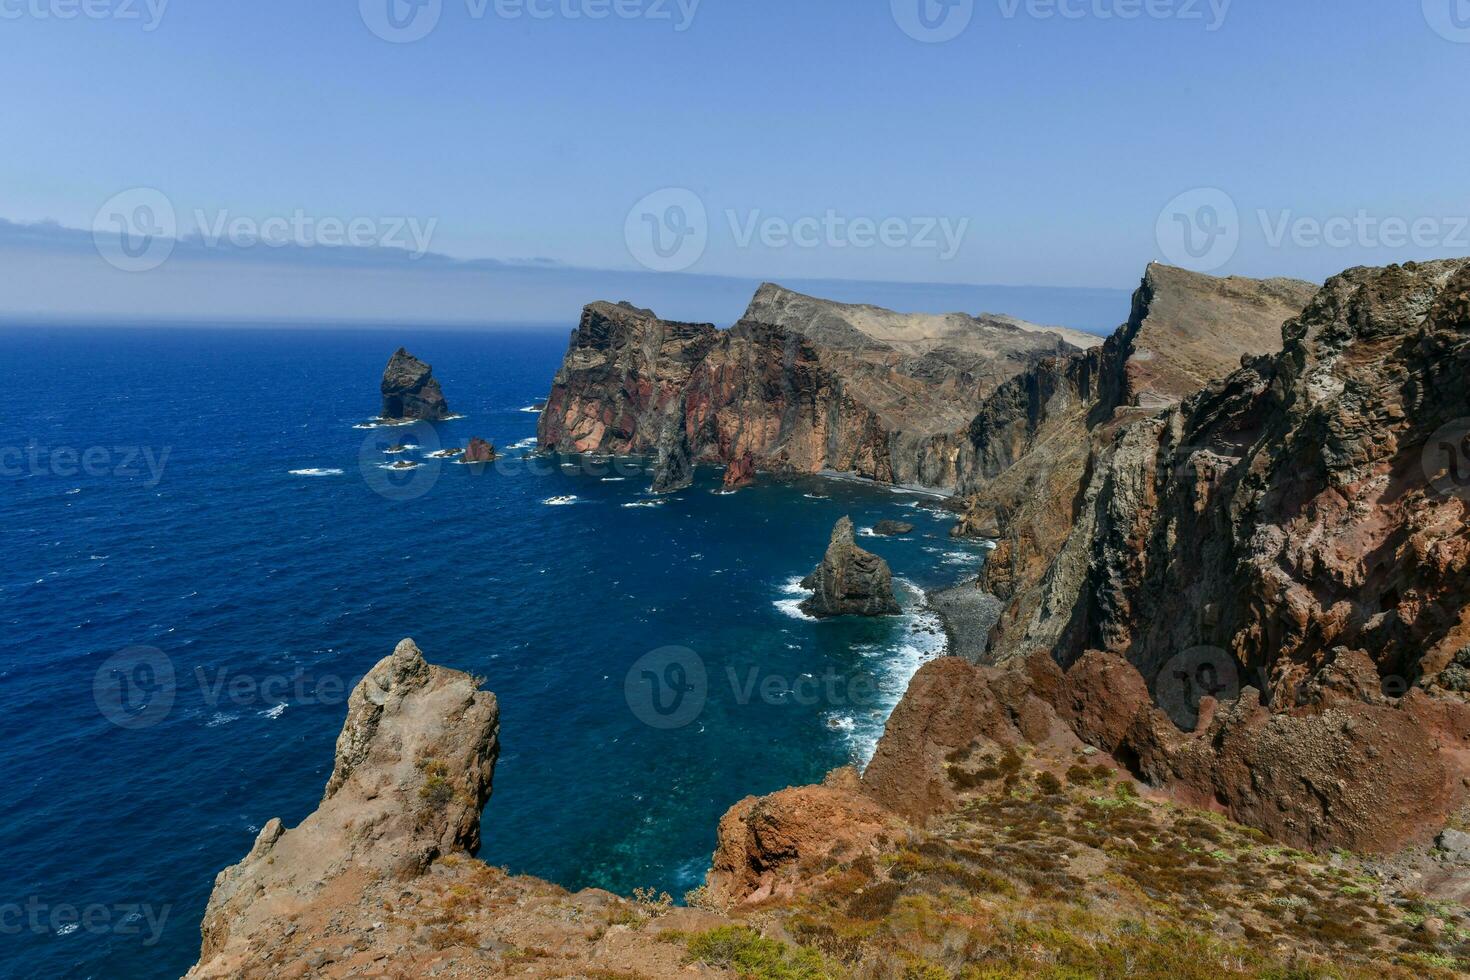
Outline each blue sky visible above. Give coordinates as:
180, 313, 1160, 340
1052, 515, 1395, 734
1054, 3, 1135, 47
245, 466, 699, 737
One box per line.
2, 0, 1468, 322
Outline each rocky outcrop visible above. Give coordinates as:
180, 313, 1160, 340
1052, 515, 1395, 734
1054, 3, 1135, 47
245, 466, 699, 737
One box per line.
872, 520, 914, 536
381, 348, 451, 421
799, 517, 900, 618
462, 437, 497, 464
704, 768, 899, 908
539, 284, 1099, 490
721, 451, 756, 490
189, 640, 499, 976
953, 265, 1319, 663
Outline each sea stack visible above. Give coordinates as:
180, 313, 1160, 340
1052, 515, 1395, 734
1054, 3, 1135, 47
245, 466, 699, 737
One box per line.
462, 437, 497, 464
800, 516, 901, 618
722, 452, 757, 490
381, 348, 450, 422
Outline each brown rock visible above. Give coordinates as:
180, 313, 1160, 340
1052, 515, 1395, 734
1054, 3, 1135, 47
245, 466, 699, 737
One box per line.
705, 770, 898, 907
462, 437, 497, 464
721, 451, 757, 490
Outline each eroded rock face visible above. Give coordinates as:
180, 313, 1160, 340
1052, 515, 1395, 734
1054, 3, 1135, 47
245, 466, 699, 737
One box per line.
704, 769, 899, 907
721, 451, 757, 490
189, 640, 499, 975
799, 517, 900, 618
537, 301, 718, 455
650, 406, 694, 494
539, 284, 1097, 490
381, 348, 451, 421
888, 260, 1470, 854
953, 265, 1318, 664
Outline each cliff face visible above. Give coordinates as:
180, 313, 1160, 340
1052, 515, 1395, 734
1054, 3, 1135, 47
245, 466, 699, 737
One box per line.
891, 260, 1470, 854
956, 265, 1320, 663
539, 284, 1099, 490
381, 348, 451, 421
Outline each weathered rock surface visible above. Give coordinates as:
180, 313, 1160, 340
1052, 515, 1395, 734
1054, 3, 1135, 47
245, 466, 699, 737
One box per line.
799, 517, 901, 618
872, 520, 915, 536
539, 284, 1099, 490
650, 404, 694, 493
721, 451, 757, 490
189, 639, 499, 976
381, 348, 451, 421
953, 265, 1318, 664
462, 437, 497, 464
906, 260, 1470, 854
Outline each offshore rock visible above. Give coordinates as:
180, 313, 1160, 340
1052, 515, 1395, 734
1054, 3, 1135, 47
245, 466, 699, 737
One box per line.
799, 517, 900, 618
381, 348, 451, 421
462, 437, 497, 464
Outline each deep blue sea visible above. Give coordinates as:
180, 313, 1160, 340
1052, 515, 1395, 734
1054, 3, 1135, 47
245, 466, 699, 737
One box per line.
0, 325, 989, 979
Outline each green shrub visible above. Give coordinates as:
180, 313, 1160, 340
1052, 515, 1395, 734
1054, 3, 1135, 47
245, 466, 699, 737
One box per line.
685, 926, 834, 980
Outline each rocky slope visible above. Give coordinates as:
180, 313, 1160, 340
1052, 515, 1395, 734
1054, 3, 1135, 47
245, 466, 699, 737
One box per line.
190, 646, 1470, 978
539, 285, 1099, 490
381, 348, 451, 422
799, 516, 901, 618
954, 265, 1319, 664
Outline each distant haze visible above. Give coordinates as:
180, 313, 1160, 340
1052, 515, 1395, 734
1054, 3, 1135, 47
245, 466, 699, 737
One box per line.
0, 220, 1131, 333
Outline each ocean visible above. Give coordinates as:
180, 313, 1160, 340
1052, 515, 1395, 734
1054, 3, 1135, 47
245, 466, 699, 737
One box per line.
0, 324, 990, 979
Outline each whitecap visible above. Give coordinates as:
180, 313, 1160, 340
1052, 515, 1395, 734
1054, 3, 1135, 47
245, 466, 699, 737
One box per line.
55, 923, 79, 936
543, 495, 579, 506
622, 500, 663, 508
857, 526, 877, 538
206, 712, 239, 728
259, 703, 287, 719
509, 437, 539, 451
602, 476, 627, 482
290, 468, 344, 477
519, 405, 544, 414
65, 488, 81, 495
825, 714, 857, 733
773, 575, 817, 621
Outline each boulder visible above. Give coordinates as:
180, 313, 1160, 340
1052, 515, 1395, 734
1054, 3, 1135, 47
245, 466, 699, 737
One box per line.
462, 437, 497, 464
872, 520, 915, 536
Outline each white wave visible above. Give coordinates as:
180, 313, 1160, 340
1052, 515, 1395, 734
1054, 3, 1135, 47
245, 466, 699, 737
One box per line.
857, 526, 877, 537
941, 550, 982, 566
259, 703, 287, 720
55, 923, 79, 937
602, 476, 627, 482
622, 499, 663, 508
543, 495, 579, 506
773, 575, 817, 621
290, 468, 344, 477
379, 462, 421, 471
425, 449, 463, 459
844, 579, 947, 766
519, 405, 544, 413
66, 487, 81, 495
825, 713, 857, 733
206, 712, 239, 728
508, 437, 539, 451
802, 493, 828, 499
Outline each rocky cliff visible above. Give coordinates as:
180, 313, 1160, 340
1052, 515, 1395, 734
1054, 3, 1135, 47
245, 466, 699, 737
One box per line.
955, 265, 1319, 663
189, 645, 1470, 979
381, 348, 451, 422
539, 284, 1099, 490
